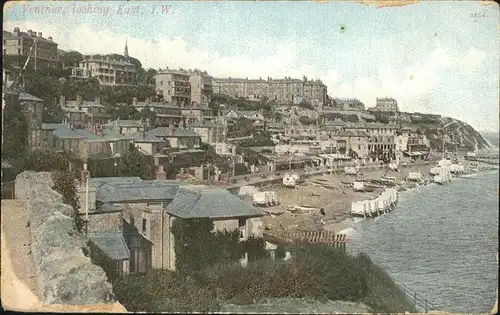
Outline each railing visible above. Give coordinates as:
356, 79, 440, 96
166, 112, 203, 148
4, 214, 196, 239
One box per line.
390, 276, 439, 313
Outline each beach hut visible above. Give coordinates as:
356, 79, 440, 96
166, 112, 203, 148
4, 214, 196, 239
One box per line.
353, 181, 365, 192
369, 199, 378, 217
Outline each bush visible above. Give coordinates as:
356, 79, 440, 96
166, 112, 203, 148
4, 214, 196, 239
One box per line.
52, 169, 84, 232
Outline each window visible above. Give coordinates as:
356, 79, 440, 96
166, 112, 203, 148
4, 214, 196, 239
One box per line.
142, 218, 147, 234
238, 218, 246, 228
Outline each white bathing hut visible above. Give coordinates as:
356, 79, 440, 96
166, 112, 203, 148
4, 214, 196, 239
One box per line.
353, 181, 365, 192
350, 188, 399, 219
351, 200, 366, 218
283, 173, 300, 187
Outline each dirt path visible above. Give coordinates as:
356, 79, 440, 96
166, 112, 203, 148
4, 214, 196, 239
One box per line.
1, 200, 39, 297
1, 199, 127, 313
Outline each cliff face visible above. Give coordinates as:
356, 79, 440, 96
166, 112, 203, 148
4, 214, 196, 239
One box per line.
411, 114, 490, 151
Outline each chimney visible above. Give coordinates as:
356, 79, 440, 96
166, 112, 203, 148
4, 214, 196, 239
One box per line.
27, 29, 32, 35
13, 27, 20, 36
48, 36, 53, 41
167, 124, 173, 137
95, 96, 100, 104
81, 163, 90, 187
38, 32, 43, 38
132, 97, 138, 106
156, 165, 166, 180
60, 95, 66, 107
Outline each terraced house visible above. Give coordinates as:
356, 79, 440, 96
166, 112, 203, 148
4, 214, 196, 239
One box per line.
132, 98, 183, 125
3, 27, 59, 68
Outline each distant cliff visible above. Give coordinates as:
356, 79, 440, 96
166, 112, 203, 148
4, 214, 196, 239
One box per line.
406, 113, 490, 151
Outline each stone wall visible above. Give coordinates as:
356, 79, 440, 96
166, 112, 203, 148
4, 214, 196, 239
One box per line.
14, 171, 118, 305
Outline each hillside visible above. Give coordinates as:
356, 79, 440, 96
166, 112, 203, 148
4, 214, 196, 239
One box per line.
212, 95, 490, 152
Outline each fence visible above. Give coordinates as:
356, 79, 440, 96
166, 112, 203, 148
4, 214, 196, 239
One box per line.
279, 230, 348, 250
390, 276, 439, 313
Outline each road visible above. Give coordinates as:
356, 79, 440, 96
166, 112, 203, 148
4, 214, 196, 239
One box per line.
213, 160, 431, 190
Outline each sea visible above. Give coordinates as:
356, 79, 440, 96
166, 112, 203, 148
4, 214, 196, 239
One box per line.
347, 170, 499, 313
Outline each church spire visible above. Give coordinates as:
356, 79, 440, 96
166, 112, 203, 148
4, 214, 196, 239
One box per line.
124, 37, 129, 59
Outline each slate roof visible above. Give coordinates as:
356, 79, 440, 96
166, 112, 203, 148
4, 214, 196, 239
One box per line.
61, 106, 85, 113
53, 127, 86, 139
167, 187, 263, 219
132, 133, 163, 142
88, 232, 130, 260
90, 177, 181, 203
18, 92, 43, 102
147, 127, 201, 138
3, 30, 56, 44
42, 123, 66, 130
74, 129, 106, 142
104, 119, 143, 128
102, 129, 133, 141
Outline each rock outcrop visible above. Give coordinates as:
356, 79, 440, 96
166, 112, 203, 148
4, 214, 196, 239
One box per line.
14, 171, 117, 305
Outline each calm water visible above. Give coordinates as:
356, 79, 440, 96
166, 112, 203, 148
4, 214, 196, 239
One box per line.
348, 171, 499, 313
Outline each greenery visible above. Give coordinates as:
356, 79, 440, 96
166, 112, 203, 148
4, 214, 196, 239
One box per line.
2, 93, 29, 162
112, 241, 417, 313
21, 149, 84, 232
297, 99, 314, 110
299, 116, 316, 125
87, 146, 156, 179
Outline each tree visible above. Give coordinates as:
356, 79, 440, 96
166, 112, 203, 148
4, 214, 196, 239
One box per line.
117, 147, 156, 179
2, 93, 29, 163
59, 51, 83, 68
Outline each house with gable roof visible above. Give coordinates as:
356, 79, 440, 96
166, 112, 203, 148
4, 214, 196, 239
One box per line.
82, 174, 265, 274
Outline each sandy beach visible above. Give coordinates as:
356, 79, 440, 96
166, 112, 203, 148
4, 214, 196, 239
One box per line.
259, 159, 497, 238
259, 163, 433, 236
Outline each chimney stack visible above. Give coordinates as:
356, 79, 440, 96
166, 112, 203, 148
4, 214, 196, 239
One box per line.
48, 36, 53, 41
76, 94, 83, 106
38, 32, 43, 38
156, 165, 166, 180
27, 29, 32, 35
81, 163, 90, 187
132, 97, 138, 106
60, 95, 66, 107
13, 27, 20, 36
167, 124, 173, 137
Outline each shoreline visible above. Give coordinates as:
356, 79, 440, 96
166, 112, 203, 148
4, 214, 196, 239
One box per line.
258, 161, 498, 238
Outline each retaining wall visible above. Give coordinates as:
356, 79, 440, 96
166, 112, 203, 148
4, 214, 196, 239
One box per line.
14, 171, 117, 305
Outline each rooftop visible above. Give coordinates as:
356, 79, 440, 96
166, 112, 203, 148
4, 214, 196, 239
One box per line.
88, 232, 130, 261
18, 92, 43, 102
167, 187, 263, 219
147, 127, 201, 138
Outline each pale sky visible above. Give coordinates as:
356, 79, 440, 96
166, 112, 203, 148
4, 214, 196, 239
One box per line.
4, 1, 499, 132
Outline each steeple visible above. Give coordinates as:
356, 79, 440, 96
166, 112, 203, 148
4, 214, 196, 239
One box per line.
124, 38, 129, 59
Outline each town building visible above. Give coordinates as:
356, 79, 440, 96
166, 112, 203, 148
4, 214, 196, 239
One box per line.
85, 176, 265, 273
372, 97, 399, 113
3, 27, 59, 68
213, 76, 327, 107
19, 92, 44, 150
192, 121, 226, 144
188, 70, 213, 106
132, 98, 183, 125
155, 68, 191, 106
104, 119, 146, 136
146, 126, 202, 151
78, 43, 136, 86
